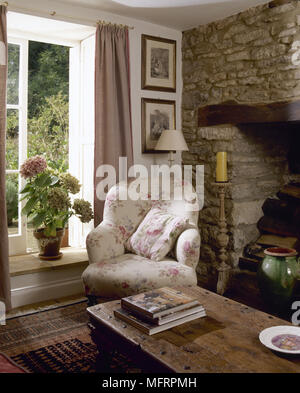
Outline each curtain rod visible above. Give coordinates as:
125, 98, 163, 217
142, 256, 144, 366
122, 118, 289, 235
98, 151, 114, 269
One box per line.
97, 19, 134, 30
1, 2, 134, 29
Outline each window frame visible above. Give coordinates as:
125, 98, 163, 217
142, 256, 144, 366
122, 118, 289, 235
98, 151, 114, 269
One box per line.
6, 37, 28, 256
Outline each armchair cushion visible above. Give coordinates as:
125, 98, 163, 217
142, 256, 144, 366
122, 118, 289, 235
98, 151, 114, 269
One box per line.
126, 208, 189, 261
82, 253, 197, 298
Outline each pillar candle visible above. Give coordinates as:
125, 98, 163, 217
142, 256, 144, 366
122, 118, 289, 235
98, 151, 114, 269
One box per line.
216, 152, 228, 182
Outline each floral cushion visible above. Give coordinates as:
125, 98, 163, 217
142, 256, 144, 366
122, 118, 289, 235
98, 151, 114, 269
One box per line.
82, 253, 197, 298
125, 208, 189, 261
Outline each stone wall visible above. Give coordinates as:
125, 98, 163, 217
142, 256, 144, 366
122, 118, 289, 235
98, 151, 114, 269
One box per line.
182, 0, 300, 279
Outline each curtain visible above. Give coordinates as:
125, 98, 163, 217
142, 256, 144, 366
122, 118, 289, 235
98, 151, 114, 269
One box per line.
0, 6, 11, 311
94, 25, 133, 226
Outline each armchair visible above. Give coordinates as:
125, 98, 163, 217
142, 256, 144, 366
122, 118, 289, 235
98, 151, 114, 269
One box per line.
82, 179, 201, 302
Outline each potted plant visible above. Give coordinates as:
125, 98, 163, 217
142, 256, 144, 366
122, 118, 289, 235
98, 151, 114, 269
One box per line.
20, 155, 93, 260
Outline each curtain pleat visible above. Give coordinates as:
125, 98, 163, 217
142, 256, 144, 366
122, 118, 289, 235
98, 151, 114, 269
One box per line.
94, 25, 133, 226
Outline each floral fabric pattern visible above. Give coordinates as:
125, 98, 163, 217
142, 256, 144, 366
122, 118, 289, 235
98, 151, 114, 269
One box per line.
175, 228, 201, 269
126, 208, 189, 261
82, 253, 197, 298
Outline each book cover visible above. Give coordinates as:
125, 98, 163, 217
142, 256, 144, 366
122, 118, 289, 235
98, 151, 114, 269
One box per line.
121, 287, 200, 319
114, 308, 206, 335
122, 303, 205, 325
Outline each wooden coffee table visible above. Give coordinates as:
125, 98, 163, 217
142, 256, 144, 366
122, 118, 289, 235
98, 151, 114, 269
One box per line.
87, 285, 300, 373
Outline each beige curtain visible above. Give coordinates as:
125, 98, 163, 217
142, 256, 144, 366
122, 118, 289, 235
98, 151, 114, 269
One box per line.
0, 6, 11, 311
94, 25, 133, 226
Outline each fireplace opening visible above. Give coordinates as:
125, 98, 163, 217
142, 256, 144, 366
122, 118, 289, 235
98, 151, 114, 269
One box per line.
288, 126, 300, 174
236, 122, 300, 270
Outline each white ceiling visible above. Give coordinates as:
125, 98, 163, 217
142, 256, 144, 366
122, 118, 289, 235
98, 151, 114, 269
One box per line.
7, 12, 96, 45
56, 0, 270, 30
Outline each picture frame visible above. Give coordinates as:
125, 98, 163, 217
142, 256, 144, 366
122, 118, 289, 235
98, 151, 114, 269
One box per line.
141, 98, 176, 154
141, 34, 176, 92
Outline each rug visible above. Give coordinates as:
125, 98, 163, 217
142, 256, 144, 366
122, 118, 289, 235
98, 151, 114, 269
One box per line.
0, 301, 140, 373
0, 353, 26, 373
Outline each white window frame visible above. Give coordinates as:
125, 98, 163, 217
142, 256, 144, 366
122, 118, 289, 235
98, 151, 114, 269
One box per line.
7, 37, 28, 256
69, 35, 95, 248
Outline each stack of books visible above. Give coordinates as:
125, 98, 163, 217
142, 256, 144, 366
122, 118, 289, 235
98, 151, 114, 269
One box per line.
114, 287, 206, 335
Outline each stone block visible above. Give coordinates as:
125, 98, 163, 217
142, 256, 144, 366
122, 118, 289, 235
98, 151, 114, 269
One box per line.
194, 43, 214, 55
214, 79, 237, 88
251, 44, 286, 60
239, 76, 265, 85
212, 141, 233, 153
237, 69, 257, 78
224, 23, 247, 39
267, 2, 296, 16
198, 127, 235, 141
210, 87, 223, 100
252, 37, 274, 46
271, 22, 295, 36
232, 200, 264, 226
214, 39, 233, 50
278, 27, 297, 38
223, 45, 247, 55
227, 50, 250, 62
214, 14, 238, 30
233, 29, 268, 44
237, 88, 269, 102
232, 225, 260, 251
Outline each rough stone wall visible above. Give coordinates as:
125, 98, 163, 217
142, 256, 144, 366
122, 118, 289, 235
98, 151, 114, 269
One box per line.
182, 0, 300, 279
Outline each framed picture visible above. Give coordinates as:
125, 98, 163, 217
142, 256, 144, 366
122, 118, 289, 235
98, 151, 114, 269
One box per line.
141, 98, 176, 153
141, 34, 176, 92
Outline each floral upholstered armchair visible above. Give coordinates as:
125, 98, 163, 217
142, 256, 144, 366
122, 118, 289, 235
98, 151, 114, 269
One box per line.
82, 179, 201, 304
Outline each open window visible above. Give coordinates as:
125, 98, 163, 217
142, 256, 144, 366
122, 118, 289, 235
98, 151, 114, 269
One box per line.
6, 12, 95, 256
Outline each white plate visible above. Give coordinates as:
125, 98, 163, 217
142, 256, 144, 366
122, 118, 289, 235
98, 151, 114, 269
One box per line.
259, 326, 300, 354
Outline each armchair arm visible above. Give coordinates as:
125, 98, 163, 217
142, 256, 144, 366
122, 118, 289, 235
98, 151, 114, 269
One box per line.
86, 223, 125, 264
175, 228, 201, 270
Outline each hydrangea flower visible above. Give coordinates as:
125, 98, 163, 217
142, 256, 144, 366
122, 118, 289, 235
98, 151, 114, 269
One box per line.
73, 199, 94, 223
48, 188, 71, 211
60, 173, 81, 194
20, 156, 47, 179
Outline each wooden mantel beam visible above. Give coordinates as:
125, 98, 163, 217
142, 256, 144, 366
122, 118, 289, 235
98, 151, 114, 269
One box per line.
198, 100, 300, 127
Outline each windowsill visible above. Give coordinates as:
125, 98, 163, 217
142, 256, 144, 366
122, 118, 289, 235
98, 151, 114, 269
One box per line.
9, 247, 89, 277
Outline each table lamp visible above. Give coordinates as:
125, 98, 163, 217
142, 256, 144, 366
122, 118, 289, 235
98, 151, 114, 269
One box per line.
155, 129, 189, 166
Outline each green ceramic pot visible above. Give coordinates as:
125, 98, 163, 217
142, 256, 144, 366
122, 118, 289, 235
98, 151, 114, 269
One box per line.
257, 247, 300, 313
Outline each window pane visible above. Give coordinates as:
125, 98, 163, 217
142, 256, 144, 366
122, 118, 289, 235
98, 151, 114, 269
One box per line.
6, 173, 19, 235
6, 109, 19, 170
28, 42, 69, 172
7, 43, 20, 105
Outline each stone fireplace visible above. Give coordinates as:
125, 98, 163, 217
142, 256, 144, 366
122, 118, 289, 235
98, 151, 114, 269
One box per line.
181, 0, 300, 281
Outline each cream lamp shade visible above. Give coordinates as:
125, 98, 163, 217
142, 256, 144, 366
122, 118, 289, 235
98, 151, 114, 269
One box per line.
155, 129, 189, 152
155, 129, 189, 166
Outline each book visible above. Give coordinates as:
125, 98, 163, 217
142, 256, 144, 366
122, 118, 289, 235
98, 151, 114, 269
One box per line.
114, 307, 206, 335
122, 303, 205, 325
121, 287, 200, 319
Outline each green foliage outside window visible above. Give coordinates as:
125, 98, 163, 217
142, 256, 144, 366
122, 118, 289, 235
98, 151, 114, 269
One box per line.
6, 41, 69, 228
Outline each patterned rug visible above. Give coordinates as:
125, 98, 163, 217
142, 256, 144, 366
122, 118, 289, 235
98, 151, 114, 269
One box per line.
0, 301, 139, 373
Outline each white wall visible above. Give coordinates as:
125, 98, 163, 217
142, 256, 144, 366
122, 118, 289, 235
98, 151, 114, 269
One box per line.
7, 0, 182, 168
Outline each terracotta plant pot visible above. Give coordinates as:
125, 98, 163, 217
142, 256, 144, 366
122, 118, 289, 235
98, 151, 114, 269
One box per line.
60, 227, 69, 248
257, 247, 300, 314
33, 228, 65, 260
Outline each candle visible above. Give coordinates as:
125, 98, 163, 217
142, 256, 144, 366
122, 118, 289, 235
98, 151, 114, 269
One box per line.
216, 152, 228, 182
